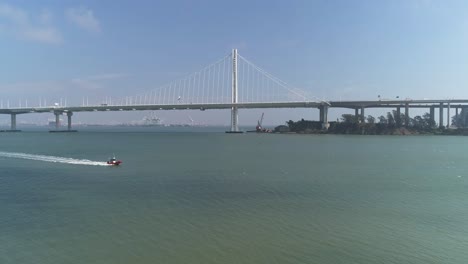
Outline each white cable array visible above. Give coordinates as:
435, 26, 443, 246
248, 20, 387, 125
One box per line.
98, 51, 319, 107
0, 51, 322, 109
100, 54, 233, 107
237, 54, 319, 103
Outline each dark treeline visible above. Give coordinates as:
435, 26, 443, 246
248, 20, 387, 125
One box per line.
280, 110, 468, 135
452, 108, 468, 128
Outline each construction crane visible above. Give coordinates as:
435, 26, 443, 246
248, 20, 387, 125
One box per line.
246, 112, 271, 133
256, 113, 264, 132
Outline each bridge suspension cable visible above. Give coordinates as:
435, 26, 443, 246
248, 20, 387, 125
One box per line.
95, 50, 320, 107
236, 54, 318, 103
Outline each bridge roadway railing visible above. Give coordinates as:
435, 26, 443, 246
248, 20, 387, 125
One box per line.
0, 101, 323, 114
1, 99, 468, 131
2, 99, 468, 114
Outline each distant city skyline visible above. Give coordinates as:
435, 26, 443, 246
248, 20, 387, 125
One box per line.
1, 0, 468, 125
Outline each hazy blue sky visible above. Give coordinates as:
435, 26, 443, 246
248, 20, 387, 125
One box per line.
1, 0, 468, 126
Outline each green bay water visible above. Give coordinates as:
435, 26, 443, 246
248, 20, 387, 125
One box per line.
1, 129, 468, 263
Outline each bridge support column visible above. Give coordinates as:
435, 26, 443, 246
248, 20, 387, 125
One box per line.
462, 107, 467, 128
55, 112, 61, 130
230, 107, 239, 132
396, 107, 401, 127
430, 106, 435, 126
456, 107, 459, 119
319, 105, 329, 129
355, 108, 359, 123
360, 107, 365, 123
447, 102, 451, 128
405, 103, 409, 127
439, 103, 444, 128
10, 113, 16, 131
67, 112, 73, 131
227, 48, 241, 133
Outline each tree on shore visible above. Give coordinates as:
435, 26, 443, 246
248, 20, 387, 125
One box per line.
283, 111, 442, 135
286, 119, 322, 132
341, 114, 357, 123
378, 115, 387, 124
452, 109, 468, 128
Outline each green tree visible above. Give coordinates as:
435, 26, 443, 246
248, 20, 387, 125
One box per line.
378, 115, 387, 124
411, 115, 424, 130
391, 110, 405, 127
452, 109, 468, 128
341, 114, 357, 123
422, 113, 436, 130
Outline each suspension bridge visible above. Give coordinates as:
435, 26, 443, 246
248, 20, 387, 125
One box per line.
0, 49, 326, 132
1, 49, 468, 132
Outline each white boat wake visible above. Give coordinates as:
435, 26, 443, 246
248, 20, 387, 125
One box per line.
0, 151, 109, 166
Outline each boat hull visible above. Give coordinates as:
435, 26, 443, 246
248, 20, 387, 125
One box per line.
107, 160, 122, 166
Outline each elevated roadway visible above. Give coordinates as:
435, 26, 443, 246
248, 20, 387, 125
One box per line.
1, 99, 467, 131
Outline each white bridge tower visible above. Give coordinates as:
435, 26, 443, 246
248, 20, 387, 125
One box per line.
229, 49, 240, 132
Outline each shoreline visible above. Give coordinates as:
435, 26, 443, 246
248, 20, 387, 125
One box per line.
272, 120, 468, 136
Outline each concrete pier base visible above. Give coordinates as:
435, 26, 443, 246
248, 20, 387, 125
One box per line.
360, 107, 365, 123
430, 107, 435, 125
10, 113, 16, 130
49, 130, 78, 133
319, 105, 329, 129
225, 131, 243, 134
439, 103, 444, 128
67, 112, 73, 131
55, 112, 60, 130
226, 107, 240, 133
49, 111, 78, 132
404, 103, 409, 127
447, 103, 451, 128
462, 107, 467, 127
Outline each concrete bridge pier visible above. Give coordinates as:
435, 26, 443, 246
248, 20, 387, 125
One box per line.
430, 107, 435, 125
319, 105, 329, 129
230, 107, 239, 132
439, 103, 444, 128
462, 107, 467, 127
49, 111, 77, 133
456, 107, 459, 120
11, 114, 16, 130
405, 103, 409, 127
360, 107, 365, 123
54, 112, 61, 130
396, 107, 401, 127
354, 108, 359, 122
447, 103, 451, 128
67, 112, 73, 131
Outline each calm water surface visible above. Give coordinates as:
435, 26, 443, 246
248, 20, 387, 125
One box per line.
1, 129, 468, 263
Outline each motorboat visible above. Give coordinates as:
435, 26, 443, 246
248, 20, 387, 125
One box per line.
107, 156, 122, 166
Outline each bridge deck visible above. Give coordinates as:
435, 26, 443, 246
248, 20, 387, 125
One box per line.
1, 100, 468, 114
